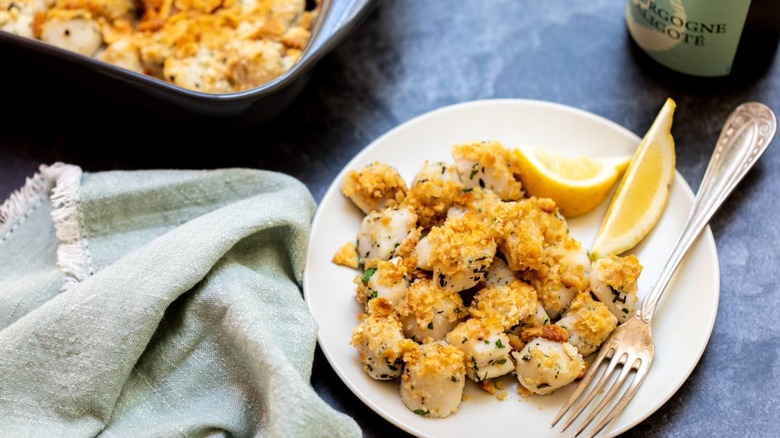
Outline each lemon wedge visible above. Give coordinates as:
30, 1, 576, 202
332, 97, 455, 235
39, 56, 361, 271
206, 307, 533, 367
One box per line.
590, 98, 677, 259
511, 147, 631, 217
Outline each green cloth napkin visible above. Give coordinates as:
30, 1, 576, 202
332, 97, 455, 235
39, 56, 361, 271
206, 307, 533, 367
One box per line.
0, 163, 361, 438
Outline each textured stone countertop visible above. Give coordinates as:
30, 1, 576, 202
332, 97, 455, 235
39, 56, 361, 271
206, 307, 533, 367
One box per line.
2, 1, 779, 437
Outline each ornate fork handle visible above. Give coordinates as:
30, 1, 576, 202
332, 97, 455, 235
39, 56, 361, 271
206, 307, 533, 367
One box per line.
637, 102, 777, 324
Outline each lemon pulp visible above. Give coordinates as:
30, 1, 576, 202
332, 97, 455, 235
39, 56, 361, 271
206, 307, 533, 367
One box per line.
512, 147, 630, 218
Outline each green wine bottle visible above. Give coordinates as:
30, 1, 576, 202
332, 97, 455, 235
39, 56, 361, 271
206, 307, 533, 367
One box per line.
625, 0, 780, 88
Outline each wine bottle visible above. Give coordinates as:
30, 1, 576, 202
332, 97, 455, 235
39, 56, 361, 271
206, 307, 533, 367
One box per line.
625, 0, 780, 88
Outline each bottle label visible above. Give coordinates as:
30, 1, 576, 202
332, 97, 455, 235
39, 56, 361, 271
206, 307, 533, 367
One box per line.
626, 0, 752, 77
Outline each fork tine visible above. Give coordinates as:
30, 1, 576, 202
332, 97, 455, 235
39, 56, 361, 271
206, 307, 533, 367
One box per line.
586, 356, 653, 437
551, 344, 615, 428
573, 353, 637, 436
557, 349, 623, 432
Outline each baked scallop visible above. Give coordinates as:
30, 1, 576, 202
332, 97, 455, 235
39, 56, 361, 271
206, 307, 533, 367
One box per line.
400, 341, 466, 418
512, 337, 585, 395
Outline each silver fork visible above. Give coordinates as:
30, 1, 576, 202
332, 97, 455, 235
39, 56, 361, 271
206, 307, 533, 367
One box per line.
551, 102, 777, 438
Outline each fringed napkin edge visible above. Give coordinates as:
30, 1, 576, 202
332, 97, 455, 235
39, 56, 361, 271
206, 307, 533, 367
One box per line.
0, 162, 94, 291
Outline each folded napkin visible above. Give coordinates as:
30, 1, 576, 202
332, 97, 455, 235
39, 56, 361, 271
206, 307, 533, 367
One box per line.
0, 163, 361, 437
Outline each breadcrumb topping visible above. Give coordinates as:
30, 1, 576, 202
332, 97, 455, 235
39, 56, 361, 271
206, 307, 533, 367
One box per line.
401, 160, 464, 229
342, 162, 408, 214
402, 341, 465, 377
595, 254, 642, 293
426, 211, 495, 279
469, 280, 538, 330
332, 241, 359, 268
399, 278, 466, 328
1, 0, 321, 92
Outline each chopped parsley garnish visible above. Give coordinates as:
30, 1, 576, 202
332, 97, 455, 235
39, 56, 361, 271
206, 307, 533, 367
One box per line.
610, 287, 627, 303
361, 268, 377, 285
469, 164, 479, 179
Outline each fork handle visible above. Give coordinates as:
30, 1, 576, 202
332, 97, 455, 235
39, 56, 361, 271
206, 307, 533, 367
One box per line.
636, 102, 777, 323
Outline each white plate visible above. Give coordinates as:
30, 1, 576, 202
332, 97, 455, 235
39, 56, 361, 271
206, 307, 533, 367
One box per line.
303, 99, 719, 438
